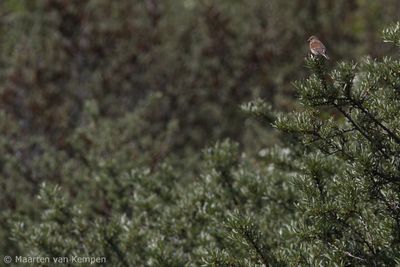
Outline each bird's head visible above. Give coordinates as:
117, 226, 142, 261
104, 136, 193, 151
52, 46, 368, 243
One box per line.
307, 35, 318, 42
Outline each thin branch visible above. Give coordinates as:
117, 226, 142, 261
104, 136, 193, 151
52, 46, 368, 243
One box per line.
334, 105, 390, 159
327, 242, 367, 262
353, 101, 400, 145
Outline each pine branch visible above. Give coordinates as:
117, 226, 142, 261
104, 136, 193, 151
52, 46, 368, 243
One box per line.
327, 242, 367, 263
225, 214, 284, 267
352, 100, 400, 145
333, 105, 390, 159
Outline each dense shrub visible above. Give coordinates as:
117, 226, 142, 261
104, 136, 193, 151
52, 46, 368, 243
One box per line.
7, 22, 400, 266
1, 0, 400, 265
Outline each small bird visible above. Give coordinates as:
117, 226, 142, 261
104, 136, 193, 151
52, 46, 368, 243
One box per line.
308, 35, 330, 60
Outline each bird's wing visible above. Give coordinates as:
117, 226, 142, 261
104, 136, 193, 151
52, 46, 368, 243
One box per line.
310, 40, 326, 54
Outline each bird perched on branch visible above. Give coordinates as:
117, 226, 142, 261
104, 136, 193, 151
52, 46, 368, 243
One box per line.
308, 36, 330, 60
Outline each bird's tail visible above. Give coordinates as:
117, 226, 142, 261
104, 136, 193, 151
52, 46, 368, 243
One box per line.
323, 53, 330, 60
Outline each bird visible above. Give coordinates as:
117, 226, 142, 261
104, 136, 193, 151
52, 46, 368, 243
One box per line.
308, 36, 330, 60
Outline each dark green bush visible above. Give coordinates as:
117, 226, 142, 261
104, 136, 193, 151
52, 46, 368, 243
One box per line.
2, 1, 400, 266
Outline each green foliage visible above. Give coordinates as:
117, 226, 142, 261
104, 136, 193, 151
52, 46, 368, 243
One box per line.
231, 33, 400, 264
9, 138, 297, 266
241, 24, 400, 266
2, 1, 400, 266
383, 22, 400, 47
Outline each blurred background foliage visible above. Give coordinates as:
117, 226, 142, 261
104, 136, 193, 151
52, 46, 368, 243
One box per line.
0, 0, 400, 263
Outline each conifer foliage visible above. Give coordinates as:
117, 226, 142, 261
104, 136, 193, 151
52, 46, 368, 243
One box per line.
7, 19, 400, 267
237, 23, 400, 266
